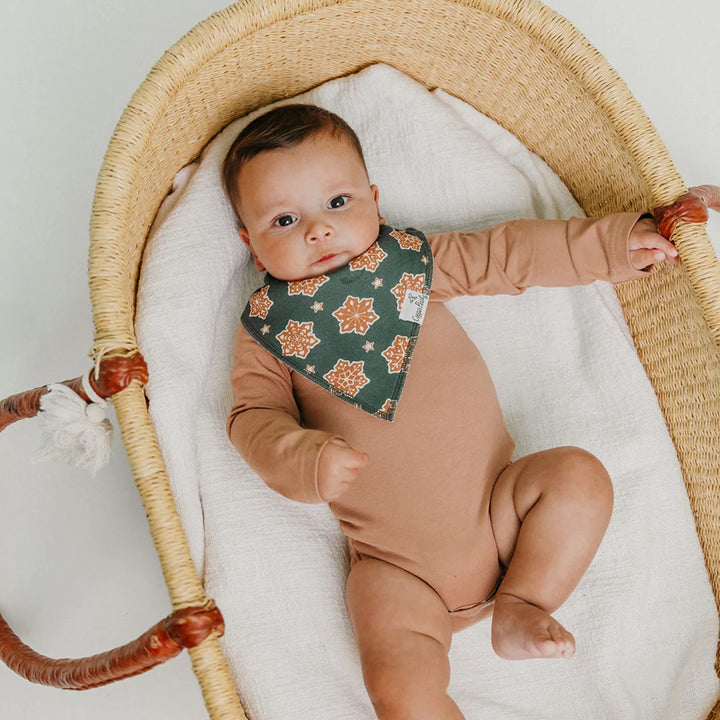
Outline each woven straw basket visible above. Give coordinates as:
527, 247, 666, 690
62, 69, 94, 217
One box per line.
4, 0, 720, 718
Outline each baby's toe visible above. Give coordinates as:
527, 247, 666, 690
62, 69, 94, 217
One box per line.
553, 625, 575, 658
536, 636, 563, 658
532, 629, 560, 658
541, 622, 575, 659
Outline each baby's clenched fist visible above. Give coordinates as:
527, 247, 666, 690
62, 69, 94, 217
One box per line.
317, 438, 369, 502
628, 217, 679, 270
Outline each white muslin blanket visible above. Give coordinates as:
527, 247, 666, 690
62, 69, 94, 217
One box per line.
136, 64, 719, 719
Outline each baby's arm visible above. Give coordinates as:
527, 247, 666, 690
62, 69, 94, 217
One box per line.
227, 324, 366, 503
428, 212, 670, 301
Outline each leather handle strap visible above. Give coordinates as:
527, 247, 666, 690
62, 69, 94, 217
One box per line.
0, 605, 225, 690
652, 184, 720, 239
0, 353, 223, 690
0, 353, 148, 432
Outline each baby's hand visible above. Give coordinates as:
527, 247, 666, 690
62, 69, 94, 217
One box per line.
317, 438, 369, 502
628, 217, 680, 270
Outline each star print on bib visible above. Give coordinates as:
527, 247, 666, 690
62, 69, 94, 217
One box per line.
241, 225, 433, 421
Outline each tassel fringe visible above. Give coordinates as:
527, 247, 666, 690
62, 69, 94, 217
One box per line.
36, 381, 113, 475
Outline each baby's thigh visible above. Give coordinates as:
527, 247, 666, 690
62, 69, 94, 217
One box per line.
345, 556, 454, 705
489, 446, 612, 566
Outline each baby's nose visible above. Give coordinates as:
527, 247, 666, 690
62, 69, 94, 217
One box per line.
305, 222, 333, 243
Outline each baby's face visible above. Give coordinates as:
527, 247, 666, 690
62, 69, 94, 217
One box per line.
234, 130, 385, 281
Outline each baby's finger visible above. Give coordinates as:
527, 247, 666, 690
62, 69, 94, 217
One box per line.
631, 248, 670, 270
650, 236, 679, 257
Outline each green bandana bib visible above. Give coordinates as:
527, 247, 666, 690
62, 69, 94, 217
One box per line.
241, 225, 433, 422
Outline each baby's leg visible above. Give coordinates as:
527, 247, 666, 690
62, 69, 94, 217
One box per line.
345, 556, 465, 720
489, 446, 613, 660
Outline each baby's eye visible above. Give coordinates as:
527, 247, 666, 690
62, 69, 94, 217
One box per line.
328, 195, 350, 209
273, 214, 296, 227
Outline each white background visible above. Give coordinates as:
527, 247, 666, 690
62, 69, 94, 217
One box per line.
1, 1, 718, 718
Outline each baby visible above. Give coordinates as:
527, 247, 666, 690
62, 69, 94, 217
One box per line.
223, 103, 679, 719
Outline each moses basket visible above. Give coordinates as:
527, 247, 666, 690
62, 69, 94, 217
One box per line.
2, 0, 719, 718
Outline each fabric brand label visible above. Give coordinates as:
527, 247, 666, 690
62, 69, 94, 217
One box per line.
399, 289, 428, 324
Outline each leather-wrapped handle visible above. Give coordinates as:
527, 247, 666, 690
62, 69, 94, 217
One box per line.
652, 184, 720, 239
0, 353, 225, 690
0, 353, 148, 432
0, 605, 224, 690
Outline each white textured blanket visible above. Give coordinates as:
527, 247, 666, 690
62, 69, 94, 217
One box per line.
136, 64, 719, 719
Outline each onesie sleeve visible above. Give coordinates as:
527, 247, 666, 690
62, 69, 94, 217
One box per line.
226, 323, 339, 504
428, 212, 651, 301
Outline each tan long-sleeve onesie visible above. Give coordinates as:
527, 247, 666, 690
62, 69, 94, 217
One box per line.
227, 213, 649, 614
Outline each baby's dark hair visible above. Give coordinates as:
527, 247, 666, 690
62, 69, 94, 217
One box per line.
222, 103, 367, 226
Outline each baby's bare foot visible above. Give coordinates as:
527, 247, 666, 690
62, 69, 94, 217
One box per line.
491, 593, 575, 660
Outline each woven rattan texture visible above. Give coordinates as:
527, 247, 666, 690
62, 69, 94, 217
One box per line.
88, 0, 720, 717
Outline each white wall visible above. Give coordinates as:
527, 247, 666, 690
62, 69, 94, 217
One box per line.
1, 1, 718, 718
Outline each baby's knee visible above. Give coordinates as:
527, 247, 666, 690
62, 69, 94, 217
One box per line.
345, 557, 452, 647
554, 446, 613, 511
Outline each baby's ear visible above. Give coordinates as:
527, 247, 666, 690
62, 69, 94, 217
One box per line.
371, 184, 386, 225
238, 227, 265, 272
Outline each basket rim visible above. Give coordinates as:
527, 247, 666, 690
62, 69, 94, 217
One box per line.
87, 0, 684, 257
90, 0, 684, 226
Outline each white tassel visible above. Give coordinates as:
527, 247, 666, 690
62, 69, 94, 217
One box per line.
36, 376, 113, 475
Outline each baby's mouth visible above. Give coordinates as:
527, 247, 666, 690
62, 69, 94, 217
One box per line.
314, 253, 338, 265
